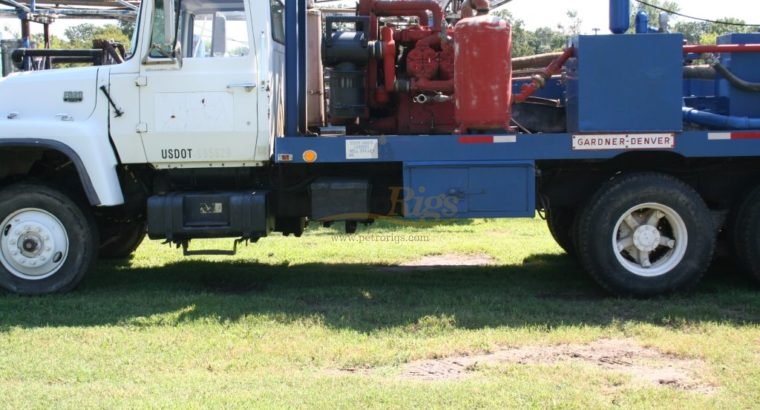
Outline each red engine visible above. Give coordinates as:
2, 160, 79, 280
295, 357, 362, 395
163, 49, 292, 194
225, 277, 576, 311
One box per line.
321, 0, 512, 135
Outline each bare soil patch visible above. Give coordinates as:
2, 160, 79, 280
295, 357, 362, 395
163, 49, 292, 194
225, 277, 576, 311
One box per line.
379, 254, 495, 272
399, 339, 715, 393
400, 254, 495, 267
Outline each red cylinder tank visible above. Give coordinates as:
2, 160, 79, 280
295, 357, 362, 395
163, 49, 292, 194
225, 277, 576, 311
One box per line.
454, 16, 512, 132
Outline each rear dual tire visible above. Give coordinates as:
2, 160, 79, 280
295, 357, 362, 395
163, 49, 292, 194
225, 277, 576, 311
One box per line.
546, 207, 576, 255
575, 173, 715, 297
732, 185, 760, 283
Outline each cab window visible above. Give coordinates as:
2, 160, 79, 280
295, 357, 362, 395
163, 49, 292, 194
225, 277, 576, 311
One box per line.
148, 0, 250, 59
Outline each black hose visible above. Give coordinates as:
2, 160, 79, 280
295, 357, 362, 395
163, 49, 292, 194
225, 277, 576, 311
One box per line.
713, 61, 760, 93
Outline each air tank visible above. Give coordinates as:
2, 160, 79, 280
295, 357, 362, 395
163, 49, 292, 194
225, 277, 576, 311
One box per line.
454, 15, 512, 132
609, 0, 630, 34
635, 10, 649, 34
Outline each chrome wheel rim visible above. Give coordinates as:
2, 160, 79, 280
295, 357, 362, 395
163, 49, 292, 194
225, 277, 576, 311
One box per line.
0, 208, 69, 280
611, 202, 688, 278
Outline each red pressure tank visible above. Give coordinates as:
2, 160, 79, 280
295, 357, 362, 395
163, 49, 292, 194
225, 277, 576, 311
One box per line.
454, 15, 512, 132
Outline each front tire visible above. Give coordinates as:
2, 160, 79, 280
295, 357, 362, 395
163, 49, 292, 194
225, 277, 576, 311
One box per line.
0, 183, 97, 294
98, 220, 146, 259
576, 173, 714, 297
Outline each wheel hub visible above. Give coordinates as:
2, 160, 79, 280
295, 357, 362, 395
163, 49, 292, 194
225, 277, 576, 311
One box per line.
633, 225, 661, 252
7, 222, 57, 268
22, 237, 40, 254
1, 210, 67, 279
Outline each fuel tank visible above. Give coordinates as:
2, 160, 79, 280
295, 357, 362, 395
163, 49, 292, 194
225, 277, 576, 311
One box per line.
454, 15, 513, 133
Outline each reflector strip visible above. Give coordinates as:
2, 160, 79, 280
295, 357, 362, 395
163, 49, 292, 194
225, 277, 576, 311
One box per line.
459, 136, 493, 144
458, 135, 517, 144
494, 135, 517, 143
731, 132, 760, 140
708, 133, 731, 140
708, 132, 760, 140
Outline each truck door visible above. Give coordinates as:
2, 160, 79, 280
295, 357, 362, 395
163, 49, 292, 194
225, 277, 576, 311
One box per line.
138, 0, 260, 168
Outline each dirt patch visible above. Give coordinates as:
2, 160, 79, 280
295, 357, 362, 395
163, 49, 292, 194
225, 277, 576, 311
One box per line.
400, 254, 495, 267
399, 339, 716, 393
379, 254, 496, 273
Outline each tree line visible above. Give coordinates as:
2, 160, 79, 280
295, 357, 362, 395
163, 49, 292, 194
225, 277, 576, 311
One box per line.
499, 0, 758, 57
12, 0, 760, 58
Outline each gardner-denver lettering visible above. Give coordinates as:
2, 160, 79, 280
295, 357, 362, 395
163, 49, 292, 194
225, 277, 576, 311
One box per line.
573, 134, 674, 150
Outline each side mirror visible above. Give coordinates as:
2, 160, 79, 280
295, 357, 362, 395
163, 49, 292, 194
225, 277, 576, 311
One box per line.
211, 13, 227, 57
163, 0, 176, 43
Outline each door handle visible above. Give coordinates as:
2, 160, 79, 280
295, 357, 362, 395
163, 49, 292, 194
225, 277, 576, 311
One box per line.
227, 83, 256, 92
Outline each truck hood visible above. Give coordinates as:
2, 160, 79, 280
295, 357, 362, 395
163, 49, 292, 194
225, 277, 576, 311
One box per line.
0, 66, 100, 123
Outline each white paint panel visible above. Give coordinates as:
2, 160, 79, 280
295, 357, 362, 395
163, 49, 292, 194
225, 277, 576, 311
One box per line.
154, 92, 234, 132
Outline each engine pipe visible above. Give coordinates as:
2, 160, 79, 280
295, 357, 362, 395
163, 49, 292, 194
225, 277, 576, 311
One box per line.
382, 26, 397, 92
683, 107, 760, 130
514, 47, 574, 103
683, 44, 760, 54
371, 0, 444, 31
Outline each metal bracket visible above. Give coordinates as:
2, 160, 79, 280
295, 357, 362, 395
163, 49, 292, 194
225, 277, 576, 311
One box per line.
181, 238, 246, 256
227, 83, 256, 92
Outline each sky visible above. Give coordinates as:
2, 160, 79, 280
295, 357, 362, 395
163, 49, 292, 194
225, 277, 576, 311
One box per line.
502, 0, 758, 34
1, 0, 758, 39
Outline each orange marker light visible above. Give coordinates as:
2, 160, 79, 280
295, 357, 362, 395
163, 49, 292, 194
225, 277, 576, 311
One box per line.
303, 150, 318, 163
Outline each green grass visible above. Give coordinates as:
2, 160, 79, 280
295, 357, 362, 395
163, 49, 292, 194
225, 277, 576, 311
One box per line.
2, 218, 760, 409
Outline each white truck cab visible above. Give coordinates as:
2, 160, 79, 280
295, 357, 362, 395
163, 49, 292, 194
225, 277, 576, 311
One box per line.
0, 0, 284, 205
0, 0, 285, 294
